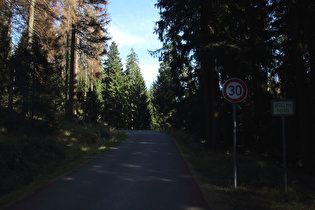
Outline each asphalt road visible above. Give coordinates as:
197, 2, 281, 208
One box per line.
8, 131, 209, 210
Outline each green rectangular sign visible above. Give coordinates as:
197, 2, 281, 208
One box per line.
271, 99, 295, 116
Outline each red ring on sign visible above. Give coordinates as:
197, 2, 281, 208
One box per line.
223, 78, 247, 103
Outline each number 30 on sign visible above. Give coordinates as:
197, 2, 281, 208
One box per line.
222, 78, 248, 103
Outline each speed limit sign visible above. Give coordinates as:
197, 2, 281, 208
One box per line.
223, 78, 247, 103
222, 78, 247, 190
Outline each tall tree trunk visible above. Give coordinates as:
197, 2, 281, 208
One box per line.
27, 0, 35, 49
68, 25, 77, 119
200, 1, 220, 151
5, 0, 13, 111
202, 66, 211, 146
202, 59, 220, 151
309, 39, 315, 95
20, 0, 36, 117
28, 0, 36, 119
8, 69, 14, 111
65, 31, 70, 114
289, 0, 313, 174
210, 61, 220, 150
31, 65, 36, 119
64, 5, 71, 115
305, 4, 315, 102
90, 67, 94, 91
75, 29, 79, 111
84, 66, 88, 118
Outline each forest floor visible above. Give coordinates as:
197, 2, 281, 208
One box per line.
0, 111, 126, 209
166, 130, 315, 210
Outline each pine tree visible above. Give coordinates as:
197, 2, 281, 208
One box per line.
11, 31, 60, 120
102, 42, 126, 128
77, 56, 104, 123
155, 0, 223, 148
0, 0, 110, 121
155, 0, 275, 149
58, 0, 110, 119
125, 49, 151, 130
154, 0, 315, 174
151, 62, 177, 129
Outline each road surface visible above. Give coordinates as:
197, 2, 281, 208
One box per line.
8, 131, 209, 210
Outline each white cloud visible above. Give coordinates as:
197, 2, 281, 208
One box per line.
139, 62, 160, 89
108, 25, 145, 47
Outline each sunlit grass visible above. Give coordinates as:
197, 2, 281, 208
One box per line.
63, 130, 71, 136
71, 137, 78, 142
80, 146, 89, 151
98, 145, 107, 151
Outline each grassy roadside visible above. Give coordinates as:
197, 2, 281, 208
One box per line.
165, 130, 315, 210
0, 118, 126, 209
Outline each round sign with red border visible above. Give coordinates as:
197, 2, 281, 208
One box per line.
222, 78, 247, 103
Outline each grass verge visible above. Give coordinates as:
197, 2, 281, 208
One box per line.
165, 130, 315, 210
0, 118, 126, 209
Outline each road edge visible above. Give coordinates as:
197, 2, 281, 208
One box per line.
163, 132, 212, 210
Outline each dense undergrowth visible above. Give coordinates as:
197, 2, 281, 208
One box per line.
0, 108, 126, 208
166, 130, 315, 210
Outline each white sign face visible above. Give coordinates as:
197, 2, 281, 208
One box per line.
223, 78, 247, 103
271, 100, 295, 116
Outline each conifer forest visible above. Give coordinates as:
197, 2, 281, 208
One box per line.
0, 0, 315, 191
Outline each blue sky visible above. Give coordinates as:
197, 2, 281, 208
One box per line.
107, 0, 162, 88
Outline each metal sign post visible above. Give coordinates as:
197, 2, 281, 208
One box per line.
281, 116, 287, 194
271, 99, 295, 194
222, 78, 248, 191
233, 103, 237, 190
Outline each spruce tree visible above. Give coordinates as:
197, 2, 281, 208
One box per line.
125, 49, 151, 130
155, 0, 274, 149
11, 32, 59, 120
102, 42, 126, 128
151, 62, 177, 129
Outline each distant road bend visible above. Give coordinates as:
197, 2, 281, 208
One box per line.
8, 131, 209, 210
